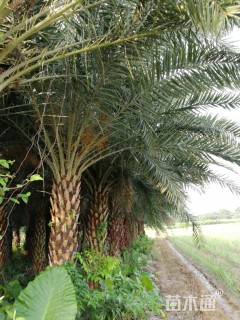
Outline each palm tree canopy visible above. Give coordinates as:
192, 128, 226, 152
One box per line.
1, 0, 240, 92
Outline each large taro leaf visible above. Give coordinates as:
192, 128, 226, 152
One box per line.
11, 267, 77, 320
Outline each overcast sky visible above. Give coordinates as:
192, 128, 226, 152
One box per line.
188, 185, 240, 214
187, 28, 240, 215
187, 108, 240, 214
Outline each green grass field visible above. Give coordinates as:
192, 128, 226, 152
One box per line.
168, 223, 240, 295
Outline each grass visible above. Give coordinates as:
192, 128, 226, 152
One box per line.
168, 223, 240, 295
168, 218, 240, 228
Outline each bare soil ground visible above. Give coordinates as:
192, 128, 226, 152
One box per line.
148, 238, 240, 320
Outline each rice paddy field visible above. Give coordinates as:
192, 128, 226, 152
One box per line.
168, 223, 240, 295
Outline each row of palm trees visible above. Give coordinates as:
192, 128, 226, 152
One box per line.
1, 0, 240, 273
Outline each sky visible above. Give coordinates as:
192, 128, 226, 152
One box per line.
187, 28, 240, 215
188, 185, 240, 214
187, 109, 240, 215
223, 27, 240, 52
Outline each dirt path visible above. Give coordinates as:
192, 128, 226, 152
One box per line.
148, 238, 240, 320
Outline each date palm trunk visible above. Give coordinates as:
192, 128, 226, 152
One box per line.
132, 220, 139, 242
0, 205, 12, 269
119, 214, 135, 252
108, 209, 124, 256
49, 176, 81, 265
85, 186, 110, 253
31, 203, 48, 274
137, 220, 145, 236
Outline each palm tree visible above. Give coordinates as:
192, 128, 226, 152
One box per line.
88, 105, 240, 255
0, 0, 104, 92
24, 189, 50, 274
30, 202, 49, 274
2, 1, 240, 267
0, 205, 12, 269
83, 164, 114, 253
5, 43, 240, 265
1, 0, 240, 93
107, 170, 135, 255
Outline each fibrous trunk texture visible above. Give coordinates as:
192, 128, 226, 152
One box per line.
108, 210, 124, 256
25, 201, 49, 274
132, 220, 139, 242
49, 177, 81, 265
0, 205, 12, 269
85, 187, 109, 253
31, 203, 48, 274
118, 215, 137, 252
137, 220, 145, 236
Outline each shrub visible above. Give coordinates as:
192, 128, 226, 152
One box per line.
64, 235, 165, 319
121, 235, 153, 276
65, 261, 164, 320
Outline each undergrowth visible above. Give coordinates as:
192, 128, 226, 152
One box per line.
65, 235, 166, 319
0, 235, 166, 319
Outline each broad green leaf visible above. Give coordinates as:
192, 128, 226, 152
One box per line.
0, 197, 3, 205
12, 267, 77, 320
7, 309, 25, 320
141, 274, 154, 291
29, 174, 43, 182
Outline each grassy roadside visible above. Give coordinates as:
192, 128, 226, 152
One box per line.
168, 218, 240, 228
168, 234, 240, 295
